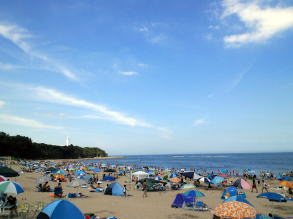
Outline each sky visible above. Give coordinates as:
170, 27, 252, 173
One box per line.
0, 0, 293, 155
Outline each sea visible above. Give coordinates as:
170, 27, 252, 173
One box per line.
87, 152, 293, 174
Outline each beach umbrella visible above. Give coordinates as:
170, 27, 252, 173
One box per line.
257, 192, 287, 202
200, 177, 210, 183
36, 176, 50, 184
0, 181, 24, 194
224, 195, 254, 206
0, 167, 19, 177
0, 175, 7, 182
279, 181, 293, 188
211, 176, 225, 184
183, 190, 205, 198
155, 176, 162, 181
193, 173, 203, 180
212, 201, 257, 219
240, 178, 251, 190
37, 200, 84, 219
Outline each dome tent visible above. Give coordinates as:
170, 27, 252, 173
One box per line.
37, 200, 84, 219
104, 182, 124, 196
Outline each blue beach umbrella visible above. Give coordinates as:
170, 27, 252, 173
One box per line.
211, 176, 225, 184
257, 192, 287, 202
224, 195, 254, 206
37, 200, 84, 219
0, 181, 24, 194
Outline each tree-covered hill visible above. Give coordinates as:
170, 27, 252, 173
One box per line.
0, 131, 107, 159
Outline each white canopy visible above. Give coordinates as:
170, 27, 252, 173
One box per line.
131, 171, 149, 180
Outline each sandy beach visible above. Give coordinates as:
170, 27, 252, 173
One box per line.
4, 164, 292, 219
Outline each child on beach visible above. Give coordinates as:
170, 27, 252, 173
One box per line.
123, 185, 127, 197
261, 180, 269, 193
142, 180, 147, 198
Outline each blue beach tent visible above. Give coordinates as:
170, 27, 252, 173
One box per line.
104, 182, 124, 196
36, 200, 84, 219
171, 194, 195, 208
277, 175, 292, 181
103, 176, 116, 181
221, 186, 238, 199
183, 190, 205, 198
257, 192, 287, 202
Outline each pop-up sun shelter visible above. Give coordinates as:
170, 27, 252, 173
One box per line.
104, 182, 124, 196
37, 200, 84, 219
171, 194, 195, 208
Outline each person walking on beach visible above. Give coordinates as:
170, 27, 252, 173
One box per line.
142, 180, 147, 198
261, 180, 268, 193
251, 175, 258, 193
123, 184, 127, 197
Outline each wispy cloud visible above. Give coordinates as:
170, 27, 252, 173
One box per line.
0, 63, 21, 71
33, 86, 153, 128
0, 23, 78, 80
0, 113, 62, 129
0, 100, 6, 107
119, 71, 138, 76
221, 0, 293, 46
136, 23, 167, 44
194, 119, 207, 126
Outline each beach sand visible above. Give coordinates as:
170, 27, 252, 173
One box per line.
7, 165, 293, 219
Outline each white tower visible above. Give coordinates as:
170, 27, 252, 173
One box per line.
66, 136, 70, 146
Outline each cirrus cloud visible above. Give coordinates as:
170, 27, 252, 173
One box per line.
0, 113, 62, 129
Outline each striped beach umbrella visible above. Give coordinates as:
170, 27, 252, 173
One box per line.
0, 175, 7, 182
0, 181, 24, 194
212, 201, 257, 219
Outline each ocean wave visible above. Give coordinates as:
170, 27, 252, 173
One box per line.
172, 156, 185, 158
190, 155, 228, 158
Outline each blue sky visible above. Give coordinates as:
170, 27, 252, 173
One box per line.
0, 0, 292, 155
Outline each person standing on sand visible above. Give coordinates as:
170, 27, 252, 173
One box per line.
261, 180, 269, 193
123, 185, 127, 197
142, 180, 147, 198
251, 175, 258, 193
